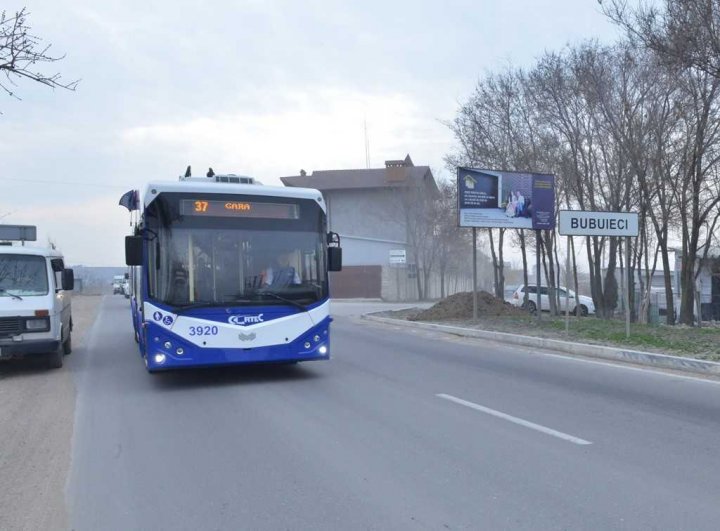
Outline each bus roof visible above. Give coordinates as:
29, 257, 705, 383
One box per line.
143, 181, 325, 211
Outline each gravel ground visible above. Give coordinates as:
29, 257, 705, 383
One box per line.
0, 294, 103, 531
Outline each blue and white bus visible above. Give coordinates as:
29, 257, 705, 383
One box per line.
122, 172, 342, 372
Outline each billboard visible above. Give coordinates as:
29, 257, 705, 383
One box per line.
457, 168, 555, 230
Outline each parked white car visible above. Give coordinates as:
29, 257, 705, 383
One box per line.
509, 284, 596, 316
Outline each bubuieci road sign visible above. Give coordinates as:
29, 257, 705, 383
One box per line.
558, 211, 639, 237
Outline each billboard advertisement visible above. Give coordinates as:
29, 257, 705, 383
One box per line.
457, 168, 556, 230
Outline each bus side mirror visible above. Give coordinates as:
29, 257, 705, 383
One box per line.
61, 269, 75, 291
125, 236, 143, 266
328, 247, 342, 272
124, 272, 129, 279
327, 232, 340, 246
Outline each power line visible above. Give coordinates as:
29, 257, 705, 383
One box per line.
0, 177, 128, 189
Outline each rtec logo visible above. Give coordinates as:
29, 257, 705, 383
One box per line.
228, 314, 264, 326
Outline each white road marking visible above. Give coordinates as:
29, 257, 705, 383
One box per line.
437, 393, 593, 446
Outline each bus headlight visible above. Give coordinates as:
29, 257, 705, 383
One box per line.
154, 353, 166, 364
164, 341, 172, 349
313, 335, 320, 342
304, 342, 311, 349
318, 345, 328, 355
176, 347, 184, 356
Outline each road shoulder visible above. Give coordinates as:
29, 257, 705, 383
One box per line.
0, 295, 103, 531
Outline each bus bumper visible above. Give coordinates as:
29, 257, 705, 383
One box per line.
143, 320, 331, 371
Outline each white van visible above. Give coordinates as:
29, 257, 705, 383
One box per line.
0, 245, 75, 368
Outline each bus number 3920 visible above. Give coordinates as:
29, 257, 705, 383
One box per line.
188, 325, 219, 336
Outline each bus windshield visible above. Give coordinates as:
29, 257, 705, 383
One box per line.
145, 193, 327, 309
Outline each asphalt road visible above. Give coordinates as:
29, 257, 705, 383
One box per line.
65, 297, 720, 530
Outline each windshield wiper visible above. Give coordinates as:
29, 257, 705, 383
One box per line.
172, 299, 254, 313
0, 289, 22, 300
255, 290, 309, 312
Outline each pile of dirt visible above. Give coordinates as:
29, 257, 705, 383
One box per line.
410, 291, 528, 321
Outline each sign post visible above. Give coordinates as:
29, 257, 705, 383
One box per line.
559, 210, 639, 338
389, 250, 406, 302
536, 230, 542, 321
472, 228, 478, 320
565, 235, 571, 334
626, 236, 631, 338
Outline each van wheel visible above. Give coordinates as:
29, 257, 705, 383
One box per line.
524, 300, 537, 315
575, 305, 589, 317
48, 342, 64, 369
63, 331, 72, 355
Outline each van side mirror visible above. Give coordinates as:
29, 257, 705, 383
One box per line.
125, 236, 143, 266
124, 272, 129, 279
328, 247, 342, 272
61, 269, 75, 291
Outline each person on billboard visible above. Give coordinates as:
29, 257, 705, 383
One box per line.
505, 192, 517, 217
523, 199, 533, 218
515, 192, 526, 217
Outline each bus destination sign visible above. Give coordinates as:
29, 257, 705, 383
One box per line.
180, 200, 299, 220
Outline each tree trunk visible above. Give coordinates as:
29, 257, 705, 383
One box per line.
489, 229, 499, 297
439, 263, 445, 300
679, 253, 697, 324
602, 238, 619, 319
497, 228, 506, 299
589, 237, 604, 317
544, 230, 558, 315
658, 241, 675, 324
519, 229, 530, 306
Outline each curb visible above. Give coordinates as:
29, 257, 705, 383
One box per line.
361, 314, 720, 377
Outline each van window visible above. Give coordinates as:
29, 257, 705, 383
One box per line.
0, 255, 49, 296
524, 286, 537, 294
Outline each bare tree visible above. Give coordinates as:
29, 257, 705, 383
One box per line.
434, 180, 472, 298
446, 17, 720, 324
603, 0, 720, 324
446, 67, 558, 303
602, 0, 720, 79
383, 178, 441, 301
1, 8, 78, 101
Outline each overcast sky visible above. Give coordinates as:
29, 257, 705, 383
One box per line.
1, 0, 620, 266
